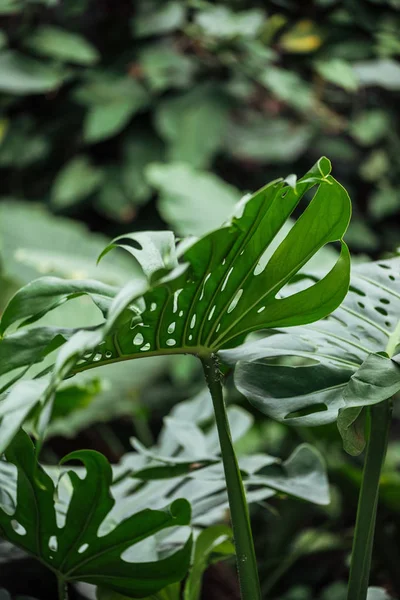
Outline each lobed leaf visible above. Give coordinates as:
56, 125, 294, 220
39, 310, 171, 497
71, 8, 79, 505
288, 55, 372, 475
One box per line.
0, 430, 192, 598
229, 258, 400, 453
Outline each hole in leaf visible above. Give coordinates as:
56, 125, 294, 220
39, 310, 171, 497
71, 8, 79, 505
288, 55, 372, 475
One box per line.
227, 289, 243, 314
166, 339, 176, 346
190, 314, 196, 329
117, 238, 142, 250
221, 267, 233, 291
133, 333, 144, 346
380, 298, 390, 305
179, 310, 184, 317
150, 303, 157, 312
375, 306, 388, 316
188, 334, 193, 341
49, 536, 58, 552
349, 285, 366, 297
257, 306, 266, 314
11, 520, 27, 536
105, 351, 112, 359
173, 289, 183, 313
200, 273, 211, 301
93, 353, 102, 362
140, 343, 151, 351
285, 404, 328, 419
78, 543, 89, 554
216, 323, 221, 332
167, 322, 176, 334
208, 305, 216, 320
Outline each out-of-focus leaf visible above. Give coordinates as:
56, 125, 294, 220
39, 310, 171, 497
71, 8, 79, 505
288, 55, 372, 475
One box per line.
0, 430, 192, 597
354, 59, 400, 89
224, 116, 312, 162
138, 43, 196, 92
369, 185, 399, 220
315, 59, 359, 91
0, 201, 136, 288
25, 26, 99, 65
350, 110, 390, 146
146, 163, 241, 236
155, 84, 231, 168
346, 220, 379, 251
359, 149, 389, 182
0, 118, 49, 167
367, 588, 394, 600
51, 156, 103, 209
0, 0, 23, 14
259, 67, 313, 111
84, 100, 143, 143
279, 20, 322, 53
96, 133, 164, 221
132, 1, 186, 38
194, 6, 265, 40
0, 51, 65, 94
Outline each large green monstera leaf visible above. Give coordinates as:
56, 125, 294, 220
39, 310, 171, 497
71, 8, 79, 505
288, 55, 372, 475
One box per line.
0, 430, 192, 598
227, 258, 400, 454
0, 157, 350, 450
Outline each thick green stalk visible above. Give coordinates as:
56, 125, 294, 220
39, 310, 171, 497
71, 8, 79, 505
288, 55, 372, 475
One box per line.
201, 354, 261, 600
347, 399, 392, 600
57, 577, 68, 600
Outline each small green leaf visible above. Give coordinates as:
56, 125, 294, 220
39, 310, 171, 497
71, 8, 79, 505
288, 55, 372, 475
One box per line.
146, 163, 241, 236
133, 1, 186, 38
0, 430, 192, 597
195, 6, 265, 40
25, 26, 99, 65
315, 58, 359, 91
51, 156, 103, 209
155, 84, 231, 168
0, 51, 65, 94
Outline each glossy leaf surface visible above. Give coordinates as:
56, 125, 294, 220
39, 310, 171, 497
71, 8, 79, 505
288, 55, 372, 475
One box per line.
0, 431, 192, 598
229, 258, 400, 453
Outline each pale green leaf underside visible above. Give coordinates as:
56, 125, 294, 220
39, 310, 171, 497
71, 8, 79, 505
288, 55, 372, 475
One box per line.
230, 258, 400, 433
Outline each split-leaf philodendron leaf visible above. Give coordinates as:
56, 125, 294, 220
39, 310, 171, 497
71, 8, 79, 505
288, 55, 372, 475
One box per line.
227, 258, 400, 455
0, 157, 351, 450
0, 430, 192, 598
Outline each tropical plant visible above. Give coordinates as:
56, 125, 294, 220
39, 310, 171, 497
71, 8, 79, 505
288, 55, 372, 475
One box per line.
231, 257, 400, 600
0, 158, 351, 599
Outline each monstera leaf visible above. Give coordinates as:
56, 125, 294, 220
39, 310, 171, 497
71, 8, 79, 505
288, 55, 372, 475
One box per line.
0, 430, 192, 598
0, 157, 350, 451
227, 258, 400, 454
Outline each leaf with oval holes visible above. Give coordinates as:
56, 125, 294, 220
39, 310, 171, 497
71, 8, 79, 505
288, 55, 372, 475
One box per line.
55, 156, 350, 373
227, 258, 400, 455
0, 430, 192, 598
0, 158, 350, 451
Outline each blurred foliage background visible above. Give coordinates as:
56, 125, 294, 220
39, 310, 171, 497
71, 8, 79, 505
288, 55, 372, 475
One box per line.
0, 0, 400, 599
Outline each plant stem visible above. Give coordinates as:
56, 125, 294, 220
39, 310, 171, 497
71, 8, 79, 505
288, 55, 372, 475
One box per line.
347, 399, 392, 600
57, 577, 68, 600
201, 353, 261, 600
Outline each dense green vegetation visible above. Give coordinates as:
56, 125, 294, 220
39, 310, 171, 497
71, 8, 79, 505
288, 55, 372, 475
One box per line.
0, 1, 399, 599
